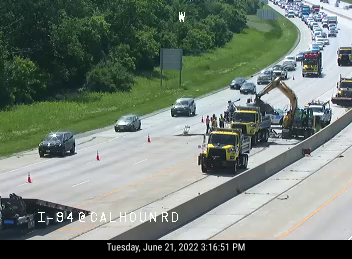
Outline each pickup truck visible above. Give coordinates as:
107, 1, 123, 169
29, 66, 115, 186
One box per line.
305, 100, 332, 127
272, 65, 288, 80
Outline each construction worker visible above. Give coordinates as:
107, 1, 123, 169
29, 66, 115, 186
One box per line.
283, 110, 292, 129
206, 115, 210, 134
219, 114, 225, 128
211, 114, 217, 131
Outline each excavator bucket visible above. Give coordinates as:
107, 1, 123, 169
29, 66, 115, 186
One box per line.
331, 97, 352, 106
250, 96, 275, 115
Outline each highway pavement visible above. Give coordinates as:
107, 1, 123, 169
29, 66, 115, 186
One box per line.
0, 2, 351, 239
161, 122, 352, 240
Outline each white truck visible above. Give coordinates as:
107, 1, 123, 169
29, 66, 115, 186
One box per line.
305, 100, 332, 127
327, 16, 338, 25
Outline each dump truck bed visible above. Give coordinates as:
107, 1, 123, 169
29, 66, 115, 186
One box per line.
331, 97, 352, 106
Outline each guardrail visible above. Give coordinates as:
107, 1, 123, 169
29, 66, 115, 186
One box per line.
110, 109, 352, 240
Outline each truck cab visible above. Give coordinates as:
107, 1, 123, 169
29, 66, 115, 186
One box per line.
337, 47, 352, 66
198, 128, 250, 173
306, 100, 332, 127
302, 51, 322, 77
230, 106, 271, 146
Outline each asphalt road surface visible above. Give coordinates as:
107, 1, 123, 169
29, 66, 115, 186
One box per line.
162, 122, 352, 240
0, 2, 351, 239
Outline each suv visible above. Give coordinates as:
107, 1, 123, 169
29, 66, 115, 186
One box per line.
230, 77, 246, 89
272, 65, 288, 79
171, 98, 196, 117
38, 131, 75, 157
257, 70, 275, 85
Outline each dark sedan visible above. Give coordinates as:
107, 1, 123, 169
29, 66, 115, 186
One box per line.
328, 30, 337, 37
38, 132, 76, 157
230, 77, 246, 90
240, 82, 256, 95
296, 52, 305, 61
282, 61, 296, 71
115, 114, 141, 132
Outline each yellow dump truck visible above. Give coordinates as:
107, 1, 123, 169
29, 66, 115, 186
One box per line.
230, 106, 271, 146
198, 128, 251, 173
337, 47, 352, 66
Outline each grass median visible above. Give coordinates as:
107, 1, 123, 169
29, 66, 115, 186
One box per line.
0, 8, 298, 157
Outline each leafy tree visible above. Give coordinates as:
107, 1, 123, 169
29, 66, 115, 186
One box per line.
86, 60, 134, 92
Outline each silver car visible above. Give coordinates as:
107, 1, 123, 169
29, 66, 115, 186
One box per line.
115, 114, 141, 132
257, 70, 275, 85
171, 97, 196, 117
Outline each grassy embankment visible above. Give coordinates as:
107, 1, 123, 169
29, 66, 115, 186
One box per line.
0, 8, 298, 157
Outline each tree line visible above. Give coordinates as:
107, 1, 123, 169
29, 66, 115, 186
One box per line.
0, 0, 261, 109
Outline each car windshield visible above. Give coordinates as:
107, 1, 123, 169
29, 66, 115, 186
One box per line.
208, 134, 237, 146
340, 50, 352, 54
311, 107, 323, 113
175, 100, 188, 105
235, 78, 244, 83
304, 60, 318, 65
242, 83, 253, 89
233, 112, 256, 123
341, 81, 352, 88
273, 65, 282, 70
263, 71, 271, 75
44, 133, 63, 141
119, 116, 133, 122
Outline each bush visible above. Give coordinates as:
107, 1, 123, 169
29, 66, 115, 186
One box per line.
86, 61, 134, 93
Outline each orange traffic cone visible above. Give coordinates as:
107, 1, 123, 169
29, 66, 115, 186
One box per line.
96, 151, 100, 161
201, 116, 204, 123
148, 134, 151, 143
250, 98, 252, 102
27, 172, 32, 183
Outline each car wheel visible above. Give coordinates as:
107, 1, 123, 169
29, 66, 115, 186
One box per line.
70, 144, 75, 154
61, 148, 66, 157
39, 152, 44, 158
114, 127, 118, 132
131, 125, 135, 132
171, 112, 175, 117
138, 122, 141, 130
188, 110, 192, 117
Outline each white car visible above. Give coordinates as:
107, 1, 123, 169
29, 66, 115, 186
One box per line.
315, 40, 324, 50
317, 35, 329, 45
268, 108, 285, 125
284, 56, 297, 67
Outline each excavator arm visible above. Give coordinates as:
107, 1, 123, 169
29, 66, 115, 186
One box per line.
254, 77, 298, 128
255, 77, 298, 115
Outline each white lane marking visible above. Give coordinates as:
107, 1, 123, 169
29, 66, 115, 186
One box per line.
0, 160, 48, 177
17, 183, 27, 187
138, 143, 146, 147
0, 136, 121, 177
85, 161, 95, 165
134, 159, 147, 165
71, 180, 90, 188
348, 235, 352, 240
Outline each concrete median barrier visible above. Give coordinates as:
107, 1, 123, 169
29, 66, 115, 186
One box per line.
111, 110, 352, 240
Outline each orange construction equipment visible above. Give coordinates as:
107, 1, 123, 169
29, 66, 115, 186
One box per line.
27, 172, 32, 183
148, 134, 151, 143
96, 151, 100, 161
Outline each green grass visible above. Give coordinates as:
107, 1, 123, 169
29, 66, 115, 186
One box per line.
0, 9, 298, 157
343, 0, 352, 4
